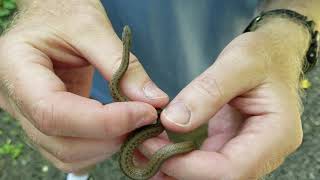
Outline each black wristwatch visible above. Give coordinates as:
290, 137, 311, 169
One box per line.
244, 9, 319, 73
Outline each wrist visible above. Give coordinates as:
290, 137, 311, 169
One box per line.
255, 17, 310, 82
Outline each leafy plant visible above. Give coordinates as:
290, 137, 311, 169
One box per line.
0, 0, 17, 34
0, 110, 25, 160
0, 139, 24, 159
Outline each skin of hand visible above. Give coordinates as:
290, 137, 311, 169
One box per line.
139, 5, 320, 180
0, 0, 169, 173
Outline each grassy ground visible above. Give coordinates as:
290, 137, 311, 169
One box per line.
0, 66, 319, 180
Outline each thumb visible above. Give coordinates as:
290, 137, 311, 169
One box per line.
74, 24, 168, 106
161, 34, 269, 132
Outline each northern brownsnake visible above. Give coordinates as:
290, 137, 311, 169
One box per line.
109, 25, 196, 180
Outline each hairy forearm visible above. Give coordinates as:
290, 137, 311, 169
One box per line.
252, 1, 320, 87
256, 17, 310, 85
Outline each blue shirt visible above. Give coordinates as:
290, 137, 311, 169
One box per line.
92, 0, 259, 103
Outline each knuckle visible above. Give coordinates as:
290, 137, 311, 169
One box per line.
31, 100, 57, 136
190, 75, 224, 106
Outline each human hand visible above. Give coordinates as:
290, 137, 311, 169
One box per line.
0, 0, 168, 173
141, 17, 310, 180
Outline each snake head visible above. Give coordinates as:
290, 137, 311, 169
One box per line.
122, 25, 132, 48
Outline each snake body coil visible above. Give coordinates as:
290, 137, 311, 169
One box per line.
109, 26, 196, 180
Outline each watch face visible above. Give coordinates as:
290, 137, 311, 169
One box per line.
304, 32, 319, 73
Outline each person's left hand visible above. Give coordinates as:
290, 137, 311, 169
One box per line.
139, 18, 309, 180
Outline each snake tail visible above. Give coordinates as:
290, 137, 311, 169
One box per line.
119, 115, 196, 180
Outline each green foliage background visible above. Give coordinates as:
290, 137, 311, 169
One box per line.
0, 0, 16, 34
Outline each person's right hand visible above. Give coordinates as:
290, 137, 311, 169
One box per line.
0, 0, 168, 173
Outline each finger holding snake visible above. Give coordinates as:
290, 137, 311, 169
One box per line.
0, 0, 168, 174
141, 18, 307, 179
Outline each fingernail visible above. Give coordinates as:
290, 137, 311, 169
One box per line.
163, 102, 191, 126
143, 82, 167, 99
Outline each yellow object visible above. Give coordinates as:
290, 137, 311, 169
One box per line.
300, 79, 312, 89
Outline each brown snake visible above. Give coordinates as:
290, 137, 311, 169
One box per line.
109, 25, 196, 180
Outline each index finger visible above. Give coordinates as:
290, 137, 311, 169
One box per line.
2, 47, 157, 139
31, 92, 157, 138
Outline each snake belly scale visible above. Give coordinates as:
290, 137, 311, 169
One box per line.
109, 25, 196, 180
